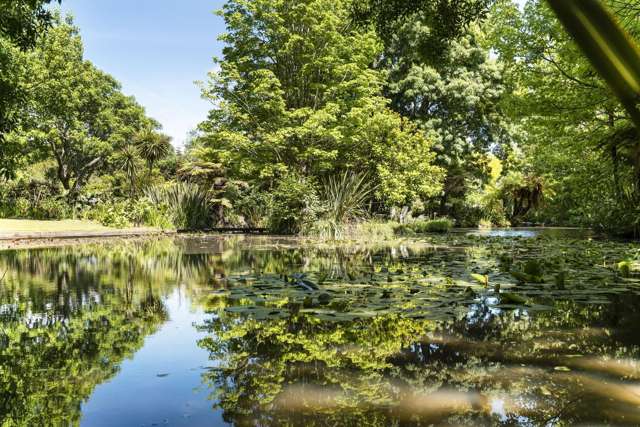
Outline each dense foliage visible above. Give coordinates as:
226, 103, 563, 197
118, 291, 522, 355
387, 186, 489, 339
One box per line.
0, 14, 177, 227
0, 0, 61, 178
196, 0, 444, 221
488, 0, 640, 234
1, 0, 639, 235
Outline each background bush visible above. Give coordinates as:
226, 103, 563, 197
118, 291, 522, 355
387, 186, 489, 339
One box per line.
82, 197, 174, 229
0, 179, 70, 220
267, 174, 321, 234
395, 218, 453, 235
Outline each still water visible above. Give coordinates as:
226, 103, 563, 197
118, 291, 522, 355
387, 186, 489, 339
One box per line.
1, 234, 640, 426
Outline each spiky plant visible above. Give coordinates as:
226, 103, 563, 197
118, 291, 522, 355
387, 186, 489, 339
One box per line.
116, 144, 141, 199
146, 182, 212, 230
321, 171, 375, 238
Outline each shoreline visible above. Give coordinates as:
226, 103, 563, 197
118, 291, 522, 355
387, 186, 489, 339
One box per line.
0, 229, 176, 250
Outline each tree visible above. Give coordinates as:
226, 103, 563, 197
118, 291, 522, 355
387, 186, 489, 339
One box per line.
351, 0, 493, 55
13, 16, 155, 200
489, 0, 640, 233
0, 38, 26, 179
135, 129, 173, 176
198, 0, 443, 207
0, 0, 61, 179
380, 14, 509, 216
0, 0, 62, 49
115, 144, 142, 199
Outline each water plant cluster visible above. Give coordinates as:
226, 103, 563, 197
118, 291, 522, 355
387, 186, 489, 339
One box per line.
209, 234, 640, 323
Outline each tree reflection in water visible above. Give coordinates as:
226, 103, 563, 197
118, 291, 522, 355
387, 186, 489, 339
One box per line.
0, 235, 639, 425
194, 236, 640, 426
0, 243, 173, 425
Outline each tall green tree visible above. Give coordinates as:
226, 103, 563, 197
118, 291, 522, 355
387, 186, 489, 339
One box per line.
352, 0, 493, 54
0, 0, 61, 179
115, 144, 141, 199
490, 0, 640, 232
380, 14, 509, 216
198, 0, 444, 206
12, 16, 155, 199
0, 0, 61, 48
135, 129, 173, 176
0, 37, 26, 179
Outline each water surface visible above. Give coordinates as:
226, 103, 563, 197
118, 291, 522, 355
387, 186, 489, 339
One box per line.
1, 234, 639, 426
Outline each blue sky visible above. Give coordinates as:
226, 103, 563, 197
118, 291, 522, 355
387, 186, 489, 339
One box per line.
59, 0, 226, 149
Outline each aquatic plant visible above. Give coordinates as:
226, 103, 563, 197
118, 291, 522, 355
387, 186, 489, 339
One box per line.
618, 260, 632, 278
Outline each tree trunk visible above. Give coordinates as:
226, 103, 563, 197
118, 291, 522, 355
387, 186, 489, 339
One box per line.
55, 159, 71, 190
67, 157, 103, 201
611, 144, 622, 200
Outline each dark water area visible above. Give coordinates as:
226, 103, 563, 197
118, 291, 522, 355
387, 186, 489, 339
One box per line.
1, 234, 640, 426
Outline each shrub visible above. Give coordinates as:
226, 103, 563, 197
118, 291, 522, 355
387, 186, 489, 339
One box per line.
396, 218, 454, 234
128, 198, 173, 229
267, 174, 321, 234
82, 201, 132, 228
315, 172, 376, 239
322, 172, 374, 223
37, 197, 71, 220
80, 197, 173, 229
415, 218, 453, 233
351, 221, 396, 240
232, 186, 269, 228
305, 220, 397, 240
0, 178, 70, 220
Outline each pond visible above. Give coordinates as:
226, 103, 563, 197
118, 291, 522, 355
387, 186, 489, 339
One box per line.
1, 233, 640, 426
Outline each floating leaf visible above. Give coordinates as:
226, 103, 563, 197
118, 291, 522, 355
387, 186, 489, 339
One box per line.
510, 271, 530, 284
470, 273, 489, 287
500, 292, 527, 305
555, 271, 567, 289
318, 293, 332, 305
524, 260, 544, 277
618, 260, 632, 278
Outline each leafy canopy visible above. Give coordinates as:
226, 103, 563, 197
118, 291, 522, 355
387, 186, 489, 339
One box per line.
198, 0, 444, 206
0, 0, 62, 178
10, 16, 156, 198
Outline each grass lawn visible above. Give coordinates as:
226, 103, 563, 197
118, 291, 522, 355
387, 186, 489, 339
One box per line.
0, 219, 115, 234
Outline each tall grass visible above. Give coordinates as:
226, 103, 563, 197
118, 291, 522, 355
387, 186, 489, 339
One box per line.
146, 183, 212, 230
